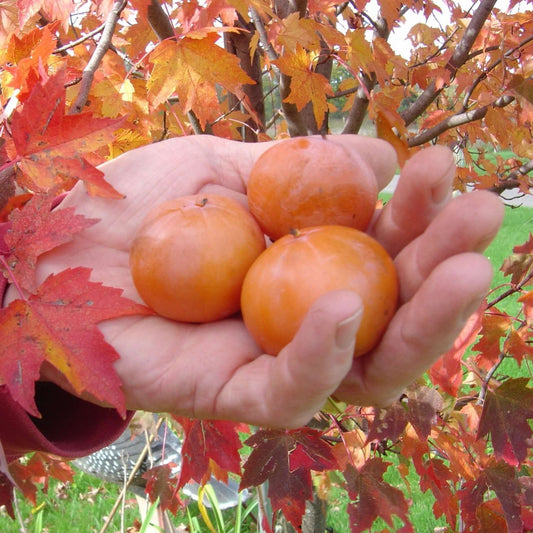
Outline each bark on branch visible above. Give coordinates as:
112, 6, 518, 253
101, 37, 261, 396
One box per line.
408, 94, 514, 147
70, 0, 127, 114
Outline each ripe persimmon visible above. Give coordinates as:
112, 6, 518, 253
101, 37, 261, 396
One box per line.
247, 137, 378, 241
241, 225, 398, 357
130, 194, 266, 323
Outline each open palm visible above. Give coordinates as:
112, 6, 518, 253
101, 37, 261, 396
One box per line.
23, 135, 503, 428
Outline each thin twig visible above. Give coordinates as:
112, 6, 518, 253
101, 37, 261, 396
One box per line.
98, 417, 164, 533
70, 0, 127, 114
12, 487, 29, 533
486, 270, 533, 310
53, 23, 106, 54
477, 352, 506, 406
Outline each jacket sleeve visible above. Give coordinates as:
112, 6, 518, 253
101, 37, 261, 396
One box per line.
1, 220, 133, 462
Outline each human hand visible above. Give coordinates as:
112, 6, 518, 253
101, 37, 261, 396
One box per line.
21, 135, 504, 428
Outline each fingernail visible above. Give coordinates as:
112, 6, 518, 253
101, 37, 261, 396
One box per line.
335, 311, 362, 350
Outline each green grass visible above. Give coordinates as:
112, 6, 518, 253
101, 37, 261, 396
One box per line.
2, 201, 531, 533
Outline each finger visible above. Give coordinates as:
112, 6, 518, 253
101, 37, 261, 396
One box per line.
214, 290, 363, 428
372, 145, 456, 257
335, 253, 493, 406
395, 190, 504, 301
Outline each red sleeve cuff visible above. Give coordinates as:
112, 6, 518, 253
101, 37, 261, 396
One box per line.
0, 383, 133, 462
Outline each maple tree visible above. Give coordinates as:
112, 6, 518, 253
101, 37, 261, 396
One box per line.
0, 0, 532, 531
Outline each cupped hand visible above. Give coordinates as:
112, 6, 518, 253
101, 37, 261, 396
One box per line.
26, 135, 504, 428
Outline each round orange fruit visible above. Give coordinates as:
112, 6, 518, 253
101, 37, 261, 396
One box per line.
241, 225, 398, 357
130, 194, 266, 323
247, 137, 378, 241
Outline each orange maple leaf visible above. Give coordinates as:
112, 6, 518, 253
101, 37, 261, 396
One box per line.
274, 44, 333, 129
148, 35, 255, 127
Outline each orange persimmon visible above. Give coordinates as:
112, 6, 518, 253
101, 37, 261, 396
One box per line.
130, 194, 266, 323
247, 137, 378, 241
241, 225, 398, 357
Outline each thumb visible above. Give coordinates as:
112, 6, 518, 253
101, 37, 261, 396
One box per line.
264, 290, 363, 428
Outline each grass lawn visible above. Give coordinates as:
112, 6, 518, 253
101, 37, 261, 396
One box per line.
1, 201, 531, 533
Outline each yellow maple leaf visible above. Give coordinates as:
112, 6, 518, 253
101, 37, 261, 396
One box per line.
274, 44, 333, 129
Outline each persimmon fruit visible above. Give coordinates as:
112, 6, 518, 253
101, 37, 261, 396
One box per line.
240, 225, 398, 357
247, 137, 378, 241
130, 194, 266, 323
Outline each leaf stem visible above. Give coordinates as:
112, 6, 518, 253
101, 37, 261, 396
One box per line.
0, 255, 28, 303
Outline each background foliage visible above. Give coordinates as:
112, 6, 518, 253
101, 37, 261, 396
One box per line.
0, 0, 532, 531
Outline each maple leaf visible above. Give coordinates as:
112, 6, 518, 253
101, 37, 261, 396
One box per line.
10, 68, 123, 198
374, 107, 410, 167
500, 252, 533, 286
459, 461, 528, 533
0, 267, 153, 417
143, 464, 182, 514
173, 418, 243, 489
417, 458, 459, 528
343, 458, 412, 533
148, 35, 255, 127
430, 305, 483, 396
472, 310, 513, 370
513, 233, 533, 255
274, 44, 333, 129
240, 427, 338, 528
406, 385, 443, 440
17, 0, 73, 30
1, 194, 98, 292
0, 0, 18, 50
477, 378, 533, 466
366, 402, 409, 445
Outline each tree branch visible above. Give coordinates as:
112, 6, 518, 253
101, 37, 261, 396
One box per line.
342, 73, 374, 134
408, 94, 514, 146
401, 0, 498, 126
489, 159, 533, 195
147, 0, 175, 40
251, 3, 307, 136
70, 0, 127, 114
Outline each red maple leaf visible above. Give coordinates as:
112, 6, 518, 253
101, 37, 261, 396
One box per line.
459, 461, 527, 533
406, 386, 443, 441
344, 457, 412, 533
143, 464, 182, 514
366, 402, 409, 445
10, 68, 123, 198
429, 306, 483, 396
472, 310, 513, 370
417, 458, 459, 528
1, 194, 98, 292
240, 427, 338, 528
173, 418, 243, 488
513, 233, 533, 254
0, 267, 153, 417
477, 378, 533, 466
